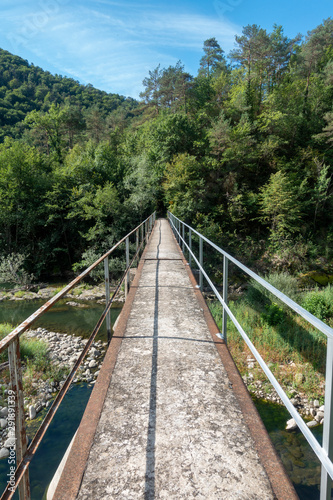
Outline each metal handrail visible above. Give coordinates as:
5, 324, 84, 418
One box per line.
168, 211, 333, 500
1, 212, 156, 500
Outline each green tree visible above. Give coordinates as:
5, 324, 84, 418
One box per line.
0, 138, 53, 272
199, 38, 227, 77
140, 65, 162, 114
298, 18, 333, 110
24, 104, 66, 162
259, 171, 302, 244
163, 153, 205, 218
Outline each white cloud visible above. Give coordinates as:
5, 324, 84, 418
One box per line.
1, 1, 242, 98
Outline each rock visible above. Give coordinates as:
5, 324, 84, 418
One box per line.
313, 400, 320, 408
29, 405, 36, 420
295, 373, 305, 384
286, 418, 298, 431
0, 448, 9, 459
4, 437, 15, 448
91, 348, 101, 358
319, 405, 325, 412
0, 419, 7, 429
307, 420, 318, 428
88, 360, 98, 369
35, 404, 43, 414
315, 411, 325, 422
0, 408, 8, 418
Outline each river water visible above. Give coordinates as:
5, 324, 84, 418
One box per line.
254, 397, 322, 499
0, 299, 326, 499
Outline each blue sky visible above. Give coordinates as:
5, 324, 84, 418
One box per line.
1, 0, 332, 98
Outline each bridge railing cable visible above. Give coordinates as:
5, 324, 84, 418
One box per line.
168, 210, 333, 500
0, 211, 156, 500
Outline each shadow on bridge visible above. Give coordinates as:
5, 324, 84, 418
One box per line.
144, 219, 161, 500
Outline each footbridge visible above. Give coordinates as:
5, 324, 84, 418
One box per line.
49, 218, 295, 499
2, 214, 333, 499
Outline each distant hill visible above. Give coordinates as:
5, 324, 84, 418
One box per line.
0, 48, 138, 141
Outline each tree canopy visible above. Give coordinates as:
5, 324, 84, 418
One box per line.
0, 18, 332, 279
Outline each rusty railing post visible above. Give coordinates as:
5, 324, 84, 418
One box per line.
104, 257, 112, 344
125, 236, 130, 300
8, 338, 30, 500
136, 228, 139, 266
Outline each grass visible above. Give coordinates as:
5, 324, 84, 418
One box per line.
208, 274, 331, 402
0, 323, 69, 399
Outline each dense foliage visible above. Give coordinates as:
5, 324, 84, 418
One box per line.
0, 19, 332, 281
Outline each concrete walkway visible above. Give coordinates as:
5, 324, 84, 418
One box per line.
53, 219, 297, 500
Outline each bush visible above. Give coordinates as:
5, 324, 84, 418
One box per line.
0, 253, 34, 286
73, 248, 125, 282
246, 271, 300, 311
302, 286, 333, 321
262, 303, 285, 326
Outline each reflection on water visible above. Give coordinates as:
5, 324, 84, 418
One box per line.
0, 384, 93, 499
253, 396, 323, 500
0, 298, 122, 342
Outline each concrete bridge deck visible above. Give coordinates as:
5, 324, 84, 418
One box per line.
52, 219, 297, 500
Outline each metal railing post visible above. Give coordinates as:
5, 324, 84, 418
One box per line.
125, 237, 130, 300
136, 229, 139, 266
182, 223, 185, 252
141, 222, 144, 248
222, 255, 228, 343
189, 228, 192, 267
199, 236, 203, 290
8, 338, 30, 500
320, 336, 333, 500
146, 220, 149, 244
104, 257, 112, 344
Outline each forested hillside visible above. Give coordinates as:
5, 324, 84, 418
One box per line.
0, 19, 332, 281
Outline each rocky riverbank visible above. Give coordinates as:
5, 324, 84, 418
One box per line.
242, 356, 325, 431
0, 282, 126, 303
0, 327, 108, 459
